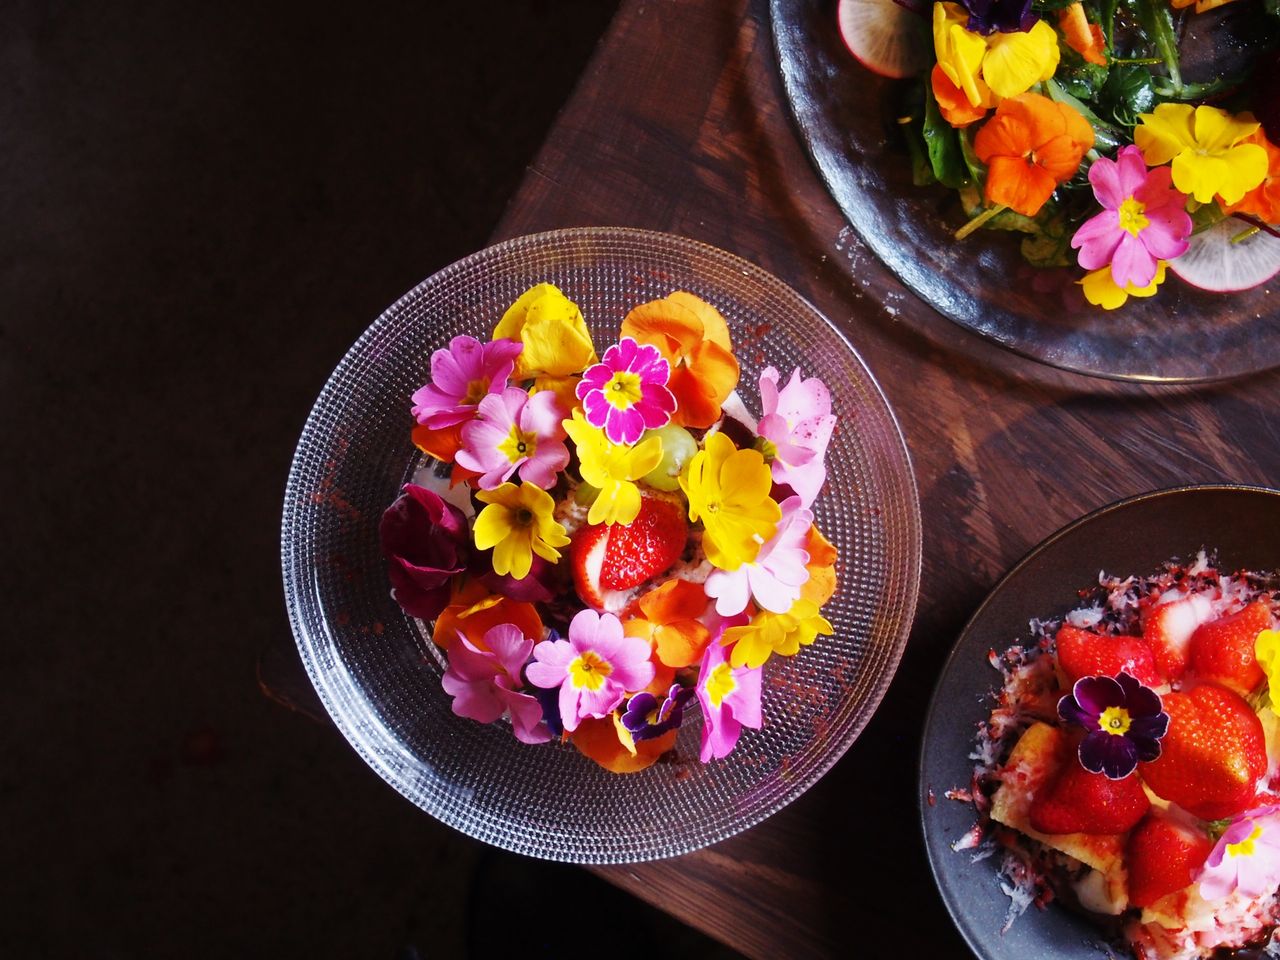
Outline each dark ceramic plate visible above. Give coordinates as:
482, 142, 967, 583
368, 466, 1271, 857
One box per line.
918, 485, 1280, 959
769, 0, 1280, 383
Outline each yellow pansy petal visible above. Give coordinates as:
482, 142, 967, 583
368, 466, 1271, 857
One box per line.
1136, 104, 1196, 166
1192, 105, 1258, 153
1257, 629, 1280, 711
1080, 268, 1129, 309
472, 503, 511, 550
1172, 152, 1233, 204
494, 284, 596, 380
933, 4, 986, 108
982, 22, 1060, 99
721, 448, 775, 507
1216, 144, 1269, 206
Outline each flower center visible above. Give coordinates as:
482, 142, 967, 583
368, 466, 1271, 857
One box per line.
1117, 197, 1150, 238
602, 371, 644, 411
754, 437, 779, 463
704, 498, 722, 514
705, 662, 737, 708
1227, 825, 1264, 860
513, 507, 534, 527
498, 424, 538, 465
463, 378, 490, 405
1097, 705, 1132, 737
568, 650, 613, 691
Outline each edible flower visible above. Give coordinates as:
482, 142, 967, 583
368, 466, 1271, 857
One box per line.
619, 291, 739, 429
526, 609, 656, 732
472, 481, 570, 580
1255, 629, 1280, 712
411, 336, 522, 430
1057, 673, 1168, 780
1200, 806, 1280, 901
456, 387, 570, 490
933, 3, 1059, 106
562, 409, 664, 525
441, 624, 550, 745
1135, 104, 1268, 206
379, 483, 470, 619
621, 684, 696, 741
755, 367, 836, 508
491, 283, 597, 382
628, 578, 713, 669
1079, 261, 1168, 310
697, 638, 763, 762
431, 579, 543, 652
705, 495, 812, 617
721, 598, 833, 670
1071, 145, 1192, 289
973, 93, 1095, 217
958, 0, 1036, 34
680, 431, 780, 571
1222, 131, 1280, 225
570, 714, 676, 773
1058, 4, 1106, 66
576, 337, 676, 445
931, 65, 991, 128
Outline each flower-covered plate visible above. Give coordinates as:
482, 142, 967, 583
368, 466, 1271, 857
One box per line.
281, 227, 921, 863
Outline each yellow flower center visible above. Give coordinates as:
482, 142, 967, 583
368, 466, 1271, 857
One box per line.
463, 378, 491, 405
1117, 197, 1150, 237
1227, 825, 1264, 860
498, 424, 538, 464
603, 371, 643, 410
568, 650, 613, 691
705, 662, 737, 708
1097, 705, 1132, 737
512, 507, 534, 527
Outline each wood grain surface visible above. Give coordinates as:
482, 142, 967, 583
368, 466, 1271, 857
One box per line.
488, 0, 1280, 956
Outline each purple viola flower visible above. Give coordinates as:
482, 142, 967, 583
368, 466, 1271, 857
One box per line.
621, 684, 696, 741
961, 0, 1036, 35
575, 337, 676, 445
410, 336, 522, 430
379, 483, 470, 619
1058, 672, 1169, 780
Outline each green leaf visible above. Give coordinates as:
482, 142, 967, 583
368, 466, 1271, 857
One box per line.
1055, 44, 1110, 102
1044, 77, 1125, 153
1099, 63, 1159, 127
922, 83, 971, 190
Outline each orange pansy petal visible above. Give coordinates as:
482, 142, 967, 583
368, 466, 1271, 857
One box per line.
431, 593, 542, 651
664, 291, 733, 352
973, 113, 1031, 164
1036, 133, 1091, 182
654, 621, 712, 669
1059, 5, 1106, 66
571, 715, 676, 773
668, 366, 723, 429
620, 299, 704, 358
411, 421, 464, 462
985, 155, 1058, 216
637, 578, 712, 623
932, 64, 987, 128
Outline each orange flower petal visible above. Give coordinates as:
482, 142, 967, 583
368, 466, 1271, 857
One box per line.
412, 421, 464, 462
800, 524, 839, 606
664, 291, 732, 352
1058, 4, 1107, 66
985, 156, 1058, 216
637, 578, 711, 623
622, 617, 678, 693
931, 64, 988, 128
431, 591, 543, 651
571, 715, 676, 773
1222, 130, 1280, 223
620, 298, 704, 358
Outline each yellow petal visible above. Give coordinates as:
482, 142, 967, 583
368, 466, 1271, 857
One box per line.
981, 22, 1060, 99
625, 434, 665, 480
1257, 629, 1280, 711
472, 503, 512, 550
1192, 105, 1258, 153
1136, 103, 1196, 166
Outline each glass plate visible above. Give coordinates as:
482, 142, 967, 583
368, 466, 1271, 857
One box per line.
770, 0, 1280, 383
919, 484, 1280, 959
281, 227, 922, 863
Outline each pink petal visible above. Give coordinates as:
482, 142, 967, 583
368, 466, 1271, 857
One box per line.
445, 635, 500, 682
496, 685, 551, 744
1071, 211, 1123, 270
699, 703, 742, 762
481, 624, 533, 679
520, 390, 566, 438
578, 363, 611, 394
581, 389, 611, 428
1087, 153, 1125, 210
442, 676, 506, 724
576, 683, 623, 720
705, 567, 752, 616
527, 638, 573, 688
429, 337, 478, 396
558, 682, 584, 732
518, 442, 569, 489
1114, 145, 1150, 198
1140, 206, 1192, 260
725, 666, 763, 728
748, 567, 803, 614
1110, 232, 1159, 288
605, 404, 645, 445
758, 367, 781, 418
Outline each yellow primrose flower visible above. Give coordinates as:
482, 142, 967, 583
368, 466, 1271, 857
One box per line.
1256, 629, 1280, 711
1135, 104, 1268, 206
472, 481, 570, 580
932, 2, 1058, 106
493, 283, 598, 381
679, 431, 780, 571
722, 599, 834, 670
1080, 261, 1167, 310
562, 409, 663, 525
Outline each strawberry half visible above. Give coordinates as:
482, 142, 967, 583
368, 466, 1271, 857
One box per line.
1126, 812, 1213, 908
568, 497, 688, 608
1140, 683, 1268, 820
1055, 624, 1160, 688
1188, 601, 1272, 696
1029, 761, 1150, 835
1143, 593, 1214, 684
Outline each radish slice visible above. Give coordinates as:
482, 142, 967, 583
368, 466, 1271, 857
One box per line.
838, 0, 932, 80
1169, 217, 1280, 293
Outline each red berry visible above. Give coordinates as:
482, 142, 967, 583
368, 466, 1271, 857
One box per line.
1188, 601, 1272, 696
569, 523, 609, 609
1055, 624, 1160, 687
1126, 813, 1213, 908
568, 497, 688, 607
1029, 761, 1150, 835
1143, 594, 1213, 683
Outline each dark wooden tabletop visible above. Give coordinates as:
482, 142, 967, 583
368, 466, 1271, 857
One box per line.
483, 0, 1280, 956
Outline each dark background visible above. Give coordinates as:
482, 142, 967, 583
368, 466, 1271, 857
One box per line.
3, 3, 740, 956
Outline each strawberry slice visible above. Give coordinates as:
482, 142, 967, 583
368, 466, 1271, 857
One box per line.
1188, 601, 1273, 696
1140, 684, 1268, 820
568, 497, 688, 608
1126, 812, 1213, 908
569, 523, 609, 609
1055, 624, 1160, 687
1143, 593, 1214, 683
1029, 761, 1150, 835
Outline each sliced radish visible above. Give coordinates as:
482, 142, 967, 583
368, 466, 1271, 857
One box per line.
837, 0, 932, 80
1169, 217, 1280, 293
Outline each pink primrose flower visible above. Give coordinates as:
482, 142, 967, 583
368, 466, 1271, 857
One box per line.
1071, 145, 1192, 289
575, 337, 676, 445
1200, 805, 1280, 901
411, 336, 523, 430
696, 637, 762, 762
441, 623, 550, 745
455, 387, 569, 490
704, 495, 813, 616
756, 367, 836, 508
525, 609, 656, 732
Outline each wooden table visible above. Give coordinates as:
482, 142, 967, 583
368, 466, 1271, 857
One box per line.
265, 0, 1280, 956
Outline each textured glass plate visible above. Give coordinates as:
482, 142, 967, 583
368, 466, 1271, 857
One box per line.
919, 484, 1280, 959
281, 227, 922, 863
770, 0, 1280, 383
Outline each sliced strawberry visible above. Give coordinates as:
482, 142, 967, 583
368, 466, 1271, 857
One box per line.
1188, 601, 1272, 696
1055, 624, 1160, 687
569, 523, 608, 609
1140, 684, 1267, 820
1143, 594, 1214, 683
1126, 812, 1213, 908
598, 497, 687, 590
1029, 761, 1150, 835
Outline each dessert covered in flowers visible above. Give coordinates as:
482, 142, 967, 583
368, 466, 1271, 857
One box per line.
837, 0, 1280, 306
378, 283, 840, 773
955, 551, 1280, 958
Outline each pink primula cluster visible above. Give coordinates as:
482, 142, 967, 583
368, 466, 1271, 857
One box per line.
696, 636, 763, 762
704, 495, 813, 616
1200, 805, 1280, 901
411, 336, 522, 429
442, 624, 550, 745
756, 367, 836, 508
455, 387, 569, 490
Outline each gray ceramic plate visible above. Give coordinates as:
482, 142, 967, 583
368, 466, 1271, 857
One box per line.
919, 484, 1280, 959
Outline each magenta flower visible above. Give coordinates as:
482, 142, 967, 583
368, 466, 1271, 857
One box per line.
410, 336, 523, 430
1070, 145, 1192, 289
575, 337, 676, 445
756, 367, 836, 508
454, 387, 569, 490
696, 636, 763, 762
1200, 805, 1280, 901
704, 495, 813, 616
441, 624, 549, 745
379, 483, 470, 619
525, 609, 656, 732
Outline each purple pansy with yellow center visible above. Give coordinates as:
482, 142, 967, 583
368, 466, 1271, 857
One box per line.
621, 684, 695, 741
576, 337, 676, 445
1058, 672, 1169, 780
